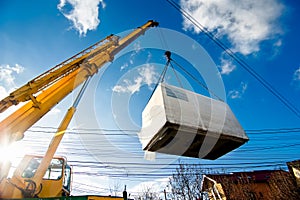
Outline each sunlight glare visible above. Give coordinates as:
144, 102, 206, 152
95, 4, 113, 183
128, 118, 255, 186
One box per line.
0, 142, 26, 164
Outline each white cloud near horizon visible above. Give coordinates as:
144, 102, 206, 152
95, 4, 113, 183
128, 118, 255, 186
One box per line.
57, 0, 104, 36
180, 0, 284, 56
0, 64, 24, 99
112, 64, 159, 94
130, 177, 170, 199
228, 82, 248, 99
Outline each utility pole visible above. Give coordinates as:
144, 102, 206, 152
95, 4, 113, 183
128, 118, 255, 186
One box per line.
123, 185, 127, 200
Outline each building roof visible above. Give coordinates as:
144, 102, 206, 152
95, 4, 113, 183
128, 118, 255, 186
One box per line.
207, 169, 289, 183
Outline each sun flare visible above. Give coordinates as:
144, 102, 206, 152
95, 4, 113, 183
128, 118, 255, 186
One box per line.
0, 142, 25, 164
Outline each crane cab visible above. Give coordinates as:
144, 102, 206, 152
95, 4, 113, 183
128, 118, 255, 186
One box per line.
1, 155, 71, 198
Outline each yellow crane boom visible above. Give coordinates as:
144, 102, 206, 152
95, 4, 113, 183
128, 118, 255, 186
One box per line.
0, 20, 158, 144
0, 34, 118, 113
0, 20, 158, 199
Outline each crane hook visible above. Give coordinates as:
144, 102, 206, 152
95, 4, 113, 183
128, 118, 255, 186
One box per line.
165, 51, 171, 62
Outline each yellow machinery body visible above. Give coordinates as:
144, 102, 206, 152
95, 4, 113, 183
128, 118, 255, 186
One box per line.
0, 155, 71, 198
0, 20, 158, 199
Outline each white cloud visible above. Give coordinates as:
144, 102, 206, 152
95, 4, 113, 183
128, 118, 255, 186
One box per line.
133, 41, 142, 53
219, 57, 236, 75
293, 67, 300, 81
57, 0, 104, 36
0, 64, 24, 101
228, 82, 248, 99
0, 64, 24, 89
180, 0, 283, 55
0, 86, 8, 100
129, 41, 143, 65
292, 67, 300, 89
146, 51, 152, 63
120, 50, 152, 72
139, 65, 158, 86
274, 39, 282, 48
48, 108, 62, 115
112, 64, 159, 94
120, 63, 129, 71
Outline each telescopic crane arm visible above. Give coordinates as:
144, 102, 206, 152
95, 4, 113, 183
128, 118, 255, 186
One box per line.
0, 20, 158, 145
0, 20, 158, 199
0, 34, 118, 113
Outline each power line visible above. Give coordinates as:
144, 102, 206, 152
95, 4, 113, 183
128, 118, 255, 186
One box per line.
246, 127, 300, 134
68, 160, 290, 168
20, 126, 299, 173
22, 138, 300, 152
70, 163, 287, 177
234, 143, 300, 152
30, 125, 139, 133
29, 125, 300, 134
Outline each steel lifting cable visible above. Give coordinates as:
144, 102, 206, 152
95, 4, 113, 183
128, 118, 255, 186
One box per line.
147, 51, 171, 100
152, 51, 183, 92
161, 50, 184, 88
155, 29, 171, 84
154, 27, 171, 84
157, 27, 169, 51
157, 57, 170, 83
155, 26, 224, 101
165, 51, 224, 101
169, 61, 184, 88
153, 28, 183, 91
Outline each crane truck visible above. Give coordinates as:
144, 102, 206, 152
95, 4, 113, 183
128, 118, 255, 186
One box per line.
0, 20, 158, 199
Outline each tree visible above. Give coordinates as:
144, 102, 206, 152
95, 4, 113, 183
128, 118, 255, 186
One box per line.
168, 162, 211, 200
169, 162, 300, 199
133, 184, 160, 200
109, 180, 122, 196
267, 170, 300, 199
209, 170, 300, 200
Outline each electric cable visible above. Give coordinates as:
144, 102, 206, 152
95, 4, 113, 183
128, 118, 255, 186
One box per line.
30, 125, 300, 134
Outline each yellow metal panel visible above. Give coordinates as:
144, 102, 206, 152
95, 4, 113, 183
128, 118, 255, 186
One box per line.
38, 179, 64, 198
0, 20, 158, 199
87, 196, 123, 200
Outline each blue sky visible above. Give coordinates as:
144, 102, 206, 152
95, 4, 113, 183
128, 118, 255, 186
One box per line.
1, 0, 300, 197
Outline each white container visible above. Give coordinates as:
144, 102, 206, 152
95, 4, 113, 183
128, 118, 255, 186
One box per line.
138, 83, 248, 160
